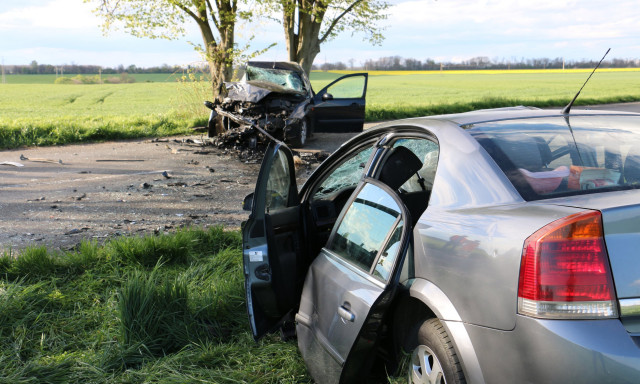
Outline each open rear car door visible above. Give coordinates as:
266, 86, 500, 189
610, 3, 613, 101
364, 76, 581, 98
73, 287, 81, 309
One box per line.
242, 141, 304, 339
295, 178, 411, 383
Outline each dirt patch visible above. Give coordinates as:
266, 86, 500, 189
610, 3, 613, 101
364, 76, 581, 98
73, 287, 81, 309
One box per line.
0, 131, 364, 253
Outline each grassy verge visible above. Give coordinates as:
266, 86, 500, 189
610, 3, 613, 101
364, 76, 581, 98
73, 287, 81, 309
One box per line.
0, 227, 310, 383
0, 114, 205, 149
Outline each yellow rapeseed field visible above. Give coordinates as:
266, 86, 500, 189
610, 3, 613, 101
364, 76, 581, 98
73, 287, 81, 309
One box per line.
325, 68, 640, 76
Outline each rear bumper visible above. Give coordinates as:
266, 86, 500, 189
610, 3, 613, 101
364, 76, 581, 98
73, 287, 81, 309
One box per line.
463, 315, 640, 383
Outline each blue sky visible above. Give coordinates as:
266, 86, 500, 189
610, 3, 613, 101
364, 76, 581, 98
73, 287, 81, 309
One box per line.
0, 0, 638, 67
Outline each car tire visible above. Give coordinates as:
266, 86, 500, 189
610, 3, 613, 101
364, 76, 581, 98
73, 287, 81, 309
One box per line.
208, 115, 225, 137
289, 119, 308, 148
406, 318, 466, 384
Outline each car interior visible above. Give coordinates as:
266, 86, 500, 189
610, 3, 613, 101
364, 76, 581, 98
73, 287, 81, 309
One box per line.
304, 137, 438, 259
378, 145, 431, 226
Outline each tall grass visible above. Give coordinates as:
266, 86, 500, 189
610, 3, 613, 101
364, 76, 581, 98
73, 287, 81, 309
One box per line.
0, 226, 311, 383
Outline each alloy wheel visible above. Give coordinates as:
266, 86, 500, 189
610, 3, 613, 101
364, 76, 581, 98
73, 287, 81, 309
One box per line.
409, 344, 447, 384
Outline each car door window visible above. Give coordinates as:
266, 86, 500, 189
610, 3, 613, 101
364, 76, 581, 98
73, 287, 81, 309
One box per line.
374, 220, 404, 281
327, 183, 403, 277
325, 75, 367, 98
266, 148, 292, 212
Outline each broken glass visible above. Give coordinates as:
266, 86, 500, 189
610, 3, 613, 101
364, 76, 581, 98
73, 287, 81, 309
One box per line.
246, 66, 305, 92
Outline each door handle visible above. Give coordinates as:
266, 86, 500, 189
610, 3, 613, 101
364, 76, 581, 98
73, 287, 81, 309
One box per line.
338, 305, 355, 322
350, 103, 359, 108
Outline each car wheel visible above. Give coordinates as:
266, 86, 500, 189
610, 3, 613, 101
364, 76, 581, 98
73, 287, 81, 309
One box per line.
407, 318, 466, 384
208, 115, 226, 137
289, 119, 307, 148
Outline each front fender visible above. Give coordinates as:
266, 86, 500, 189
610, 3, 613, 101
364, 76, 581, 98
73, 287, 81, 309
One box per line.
409, 278, 485, 384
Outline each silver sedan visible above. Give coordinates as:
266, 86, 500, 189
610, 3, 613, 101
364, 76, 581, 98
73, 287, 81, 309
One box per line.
242, 107, 640, 383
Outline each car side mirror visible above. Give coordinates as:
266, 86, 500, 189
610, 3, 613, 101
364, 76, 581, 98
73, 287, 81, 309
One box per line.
322, 93, 334, 101
242, 193, 254, 211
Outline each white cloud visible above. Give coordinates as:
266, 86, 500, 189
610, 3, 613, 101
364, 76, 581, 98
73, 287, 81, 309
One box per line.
1, 0, 639, 66
0, 0, 98, 30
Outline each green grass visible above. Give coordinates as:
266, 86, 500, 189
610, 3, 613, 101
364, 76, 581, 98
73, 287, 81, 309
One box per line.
0, 226, 312, 383
3, 73, 180, 84
2, 70, 640, 149
311, 70, 640, 120
0, 82, 212, 149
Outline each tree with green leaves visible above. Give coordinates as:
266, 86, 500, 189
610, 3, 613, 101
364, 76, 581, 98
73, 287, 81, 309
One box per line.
277, 0, 389, 74
87, 0, 248, 95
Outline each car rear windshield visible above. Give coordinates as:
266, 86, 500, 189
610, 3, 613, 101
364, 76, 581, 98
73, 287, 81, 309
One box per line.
467, 115, 640, 201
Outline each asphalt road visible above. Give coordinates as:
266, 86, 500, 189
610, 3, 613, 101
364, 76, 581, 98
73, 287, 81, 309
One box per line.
571, 102, 640, 113
2, 102, 640, 253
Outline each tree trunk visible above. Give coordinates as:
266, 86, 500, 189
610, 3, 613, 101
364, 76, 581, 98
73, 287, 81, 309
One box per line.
195, 3, 235, 101
283, 0, 323, 76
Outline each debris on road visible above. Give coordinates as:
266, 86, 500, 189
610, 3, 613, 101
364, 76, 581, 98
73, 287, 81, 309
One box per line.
0, 161, 24, 167
20, 154, 62, 164
96, 159, 145, 162
65, 228, 89, 235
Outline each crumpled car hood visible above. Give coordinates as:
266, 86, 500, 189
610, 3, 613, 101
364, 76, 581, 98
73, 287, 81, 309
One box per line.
223, 81, 306, 103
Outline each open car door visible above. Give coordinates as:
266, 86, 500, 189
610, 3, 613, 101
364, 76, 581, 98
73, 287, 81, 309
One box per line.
295, 179, 411, 383
312, 73, 368, 133
242, 141, 305, 339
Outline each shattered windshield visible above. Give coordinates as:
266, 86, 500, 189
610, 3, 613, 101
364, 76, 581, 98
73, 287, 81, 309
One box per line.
313, 146, 374, 200
246, 66, 305, 92
468, 115, 640, 200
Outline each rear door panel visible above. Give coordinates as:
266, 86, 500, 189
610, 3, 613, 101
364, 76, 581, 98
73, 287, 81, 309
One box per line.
295, 180, 410, 383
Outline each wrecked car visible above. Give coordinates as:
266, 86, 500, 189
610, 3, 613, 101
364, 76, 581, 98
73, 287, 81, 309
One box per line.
205, 61, 368, 147
242, 107, 640, 383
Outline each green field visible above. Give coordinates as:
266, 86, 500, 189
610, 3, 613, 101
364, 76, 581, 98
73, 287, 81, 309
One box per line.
1, 69, 640, 149
316, 69, 640, 119
2, 73, 181, 84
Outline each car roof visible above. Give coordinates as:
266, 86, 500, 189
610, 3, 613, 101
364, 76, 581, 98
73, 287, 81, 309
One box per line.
390, 106, 640, 128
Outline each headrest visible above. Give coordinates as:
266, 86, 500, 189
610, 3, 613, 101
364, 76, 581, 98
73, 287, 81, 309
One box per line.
624, 154, 640, 184
494, 134, 545, 171
378, 146, 423, 190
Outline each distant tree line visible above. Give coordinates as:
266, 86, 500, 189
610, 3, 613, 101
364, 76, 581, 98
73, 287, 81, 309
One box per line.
4, 61, 187, 75
314, 56, 640, 71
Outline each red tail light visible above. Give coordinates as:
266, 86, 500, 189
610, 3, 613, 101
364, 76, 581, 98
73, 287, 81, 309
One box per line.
518, 211, 618, 319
